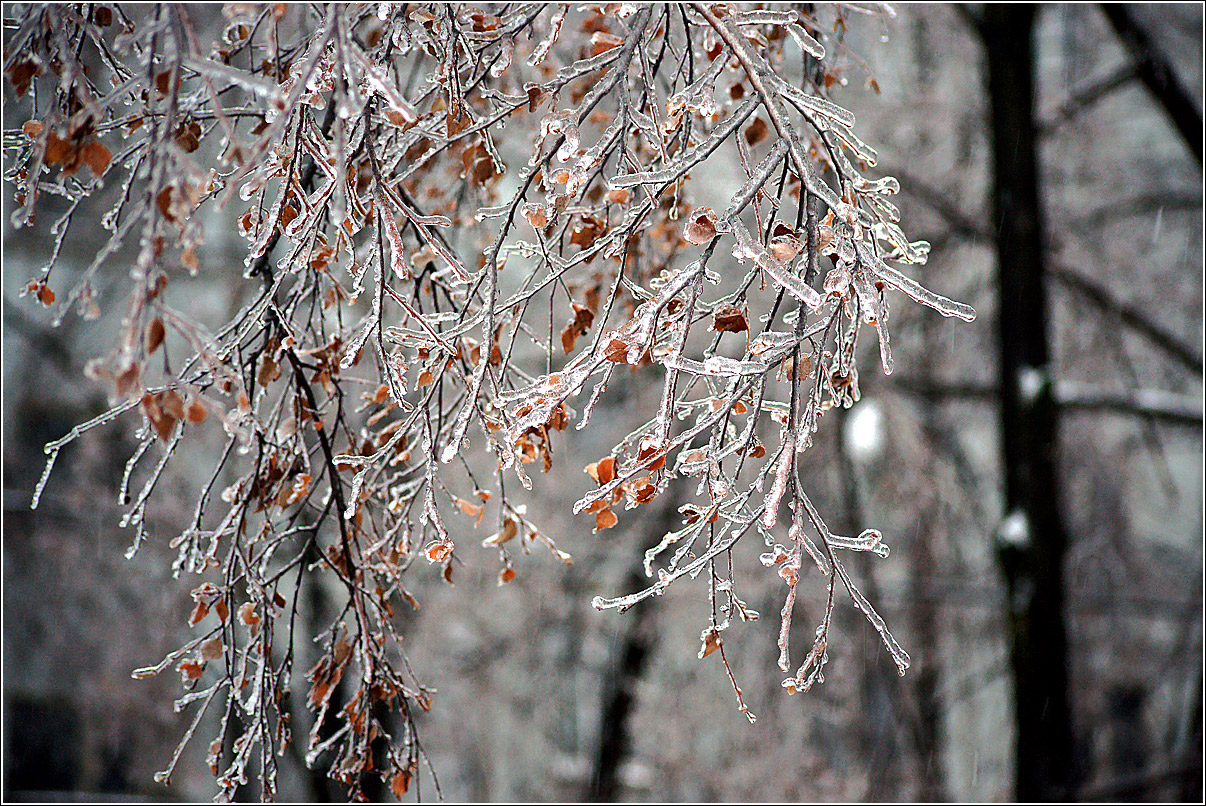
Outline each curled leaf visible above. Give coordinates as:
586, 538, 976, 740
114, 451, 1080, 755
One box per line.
684, 207, 719, 245
712, 305, 749, 334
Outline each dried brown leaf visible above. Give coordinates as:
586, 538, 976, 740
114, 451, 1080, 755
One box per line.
145, 318, 166, 354
200, 636, 223, 662
594, 508, 618, 532
712, 305, 749, 334
425, 540, 453, 563
684, 207, 719, 245
745, 116, 768, 146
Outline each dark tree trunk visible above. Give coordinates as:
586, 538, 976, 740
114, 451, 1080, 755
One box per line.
585, 593, 653, 802
584, 496, 679, 801
981, 5, 1082, 800
1179, 668, 1203, 802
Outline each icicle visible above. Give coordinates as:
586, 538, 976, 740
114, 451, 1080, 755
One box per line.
787, 23, 826, 60
527, 4, 568, 66
827, 528, 891, 558
833, 556, 911, 675
772, 76, 856, 129
857, 242, 976, 321
761, 433, 795, 529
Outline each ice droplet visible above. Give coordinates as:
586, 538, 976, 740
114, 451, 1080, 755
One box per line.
1017, 365, 1048, 405
997, 509, 1031, 549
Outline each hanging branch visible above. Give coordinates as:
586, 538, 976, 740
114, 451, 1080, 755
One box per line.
6, 3, 977, 797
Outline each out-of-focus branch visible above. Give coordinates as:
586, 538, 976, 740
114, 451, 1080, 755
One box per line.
585, 491, 681, 801
955, 5, 987, 39
883, 164, 987, 241
1076, 763, 1201, 800
1038, 63, 1136, 134
894, 379, 1203, 426
886, 168, 1203, 375
1101, 3, 1203, 166
1049, 265, 1203, 376
1056, 380, 1204, 425
1069, 190, 1202, 229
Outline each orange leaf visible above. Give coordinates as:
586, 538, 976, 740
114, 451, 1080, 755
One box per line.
482, 516, 518, 546
770, 232, 802, 262
391, 768, 413, 799
522, 203, 548, 230
525, 83, 546, 113
426, 540, 453, 563
597, 456, 615, 484
239, 602, 261, 625
712, 305, 748, 334
589, 31, 624, 56
188, 600, 210, 626
81, 140, 112, 175
457, 497, 484, 526
603, 338, 628, 362
744, 116, 768, 146
178, 659, 204, 681
186, 398, 208, 423
159, 389, 185, 421
8, 60, 38, 97
156, 187, 175, 221
594, 508, 618, 532
43, 130, 71, 166
257, 355, 281, 387
200, 637, 223, 662
584, 499, 609, 514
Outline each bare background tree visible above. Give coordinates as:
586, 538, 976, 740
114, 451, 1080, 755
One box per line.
3, 3, 1201, 803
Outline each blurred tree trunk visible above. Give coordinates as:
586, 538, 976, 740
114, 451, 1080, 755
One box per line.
584, 583, 653, 802
584, 491, 680, 801
980, 5, 1082, 800
1179, 668, 1203, 802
